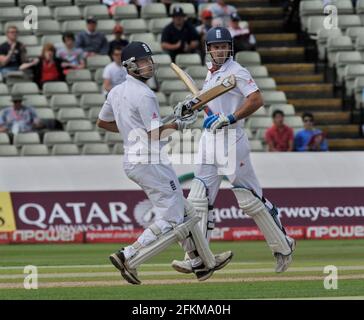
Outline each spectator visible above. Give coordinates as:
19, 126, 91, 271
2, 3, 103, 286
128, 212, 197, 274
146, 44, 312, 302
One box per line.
57, 32, 85, 75
20, 43, 65, 88
0, 26, 27, 77
161, 6, 200, 62
0, 94, 43, 134
294, 112, 329, 151
228, 13, 256, 52
196, 9, 214, 41
108, 24, 129, 56
209, 0, 237, 28
103, 47, 127, 94
103, 0, 128, 16
75, 16, 109, 56
265, 110, 294, 152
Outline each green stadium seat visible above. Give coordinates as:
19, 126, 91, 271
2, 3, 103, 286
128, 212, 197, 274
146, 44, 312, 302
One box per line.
82, 143, 110, 155
62, 20, 87, 33
51, 144, 80, 155
285, 116, 304, 128
338, 15, 362, 31
307, 16, 326, 36
93, 68, 104, 85
170, 3, 196, 18
156, 67, 179, 82
317, 28, 343, 61
185, 66, 208, 80
121, 19, 148, 34
71, 81, 100, 96
21, 144, 49, 156
104, 132, 123, 144
152, 54, 172, 66
246, 117, 272, 130
255, 78, 277, 92
246, 66, 269, 78
251, 107, 267, 117
114, 5, 138, 20
95, 20, 117, 34
28, 6, 53, 20
345, 27, 364, 42
0, 0, 15, 7
268, 104, 296, 116
129, 33, 155, 43
168, 91, 190, 106
18, 35, 39, 46
80, 94, 105, 109
83, 5, 110, 20
0, 145, 18, 156
50, 94, 79, 110
26, 46, 43, 59
35, 20, 61, 36
23, 95, 48, 109
112, 143, 123, 154
175, 53, 202, 67
0, 84, 9, 96
41, 34, 63, 46
141, 3, 167, 19
159, 106, 173, 117
36, 108, 56, 120
43, 82, 69, 97
18, 0, 46, 7
249, 140, 264, 152
344, 64, 364, 96
12, 82, 39, 95
160, 80, 187, 94
13, 132, 40, 146
58, 108, 87, 122
54, 6, 82, 21
0, 8, 23, 22
4, 21, 33, 35
335, 51, 363, 84
86, 55, 111, 71
149, 18, 172, 34
74, 131, 103, 145
75, 0, 100, 6
148, 41, 163, 54
262, 91, 287, 105
327, 36, 354, 68
236, 51, 261, 66
354, 76, 364, 108
156, 92, 168, 106
46, 0, 72, 7
88, 106, 101, 121
0, 96, 11, 109
299, 0, 324, 31
66, 120, 93, 133
43, 131, 72, 146
66, 69, 92, 84
0, 133, 10, 145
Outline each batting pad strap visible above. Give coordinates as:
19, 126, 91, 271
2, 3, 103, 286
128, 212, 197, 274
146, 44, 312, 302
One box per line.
232, 187, 292, 256
127, 215, 200, 269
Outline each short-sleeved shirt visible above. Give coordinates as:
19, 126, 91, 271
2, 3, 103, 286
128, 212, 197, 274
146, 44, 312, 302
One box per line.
203, 57, 259, 134
98, 74, 166, 166
265, 124, 294, 151
56, 47, 84, 66
161, 21, 200, 60
0, 105, 39, 133
102, 62, 127, 89
0, 41, 25, 68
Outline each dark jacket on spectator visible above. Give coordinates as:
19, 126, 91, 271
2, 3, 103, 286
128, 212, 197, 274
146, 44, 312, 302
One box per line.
32, 57, 65, 88
76, 31, 109, 55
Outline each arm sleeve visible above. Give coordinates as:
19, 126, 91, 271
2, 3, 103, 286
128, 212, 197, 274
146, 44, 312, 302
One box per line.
161, 27, 171, 43
98, 94, 115, 122
236, 68, 259, 97
102, 64, 111, 79
29, 107, 40, 124
0, 44, 7, 55
136, 95, 162, 132
100, 35, 109, 55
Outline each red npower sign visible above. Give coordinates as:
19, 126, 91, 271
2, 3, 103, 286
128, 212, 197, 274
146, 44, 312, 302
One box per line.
1, 225, 364, 244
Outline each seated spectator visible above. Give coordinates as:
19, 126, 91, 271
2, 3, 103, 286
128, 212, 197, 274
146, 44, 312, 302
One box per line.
265, 110, 294, 152
209, 0, 237, 28
0, 94, 43, 135
0, 26, 27, 77
228, 13, 256, 52
108, 24, 129, 56
161, 7, 200, 62
196, 9, 214, 42
75, 16, 109, 56
103, 0, 128, 16
103, 47, 127, 94
57, 32, 85, 75
20, 43, 65, 88
294, 112, 329, 151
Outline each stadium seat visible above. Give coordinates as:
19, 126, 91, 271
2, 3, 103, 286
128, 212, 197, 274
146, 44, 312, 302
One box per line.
27, 6, 53, 20
152, 54, 172, 66
75, 0, 100, 6
246, 66, 269, 78
54, 6, 82, 21
18, 35, 38, 46
11, 83, 39, 95
43, 131, 72, 146
285, 116, 304, 128
23, 95, 48, 108
66, 69, 92, 84
62, 20, 87, 33
299, 0, 324, 30
307, 16, 326, 36
4, 71, 30, 86
168, 91, 190, 106
83, 5, 110, 20
345, 27, 364, 42
254, 128, 267, 140
149, 18, 172, 34
120, 19, 148, 34
35, 108, 56, 120
66, 120, 93, 133
335, 51, 363, 84
34, 20, 61, 36
338, 15, 362, 30
43, 82, 69, 97
262, 91, 288, 105
71, 81, 100, 96
317, 28, 343, 61
74, 131, 103, 145
246, 117, 272, 130
86, 55, 111, 71
95, 20, 116, 34
327, 36, 354, 68
4, 21, 33, 35
160, 80, 187, 94
41, 35, 63, 46
159, 106, 173, 117
113, 5, 138, 20
0, 0, 15, 7
51, 144, 80, 155
175, 54, 202, 68
26, 46, 43, 59
235, 51, 261, 66
249, 140, 264, 152
93, 68, 104, 85
354, 76, 364, 108
129, 33, 155, 43
46, 0, 72, 7
148, 41, 163, 54
112, 143, 123, 154
104, 132, 123, 145
170, 3, 196, 18
0, 8, 23, 22
141, 3, 167, 19
21, 144, 49, 156
156, 67, 179, 82
0, 145, 18, 156
50, 94, 79, 110
18, 0, 45, 7
0, 84, 10, 95
0, 133, 10, 144
255, 78, 277, 92
185, 66, 208, 80
156, 92, 168, 106
0, 96, 11, 109
356, 35, 364, 55
344, 64, 364, 96
80, 94, 105, 109
88, 107, 101, 121
268, 104, 296, 116
82, 143, 110, 155
58, 108, 87, 122
13, 132, 40, 146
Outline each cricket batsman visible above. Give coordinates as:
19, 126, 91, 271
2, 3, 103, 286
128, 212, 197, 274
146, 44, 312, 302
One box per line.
96, 41, 232, 285
172, 27, 296, 275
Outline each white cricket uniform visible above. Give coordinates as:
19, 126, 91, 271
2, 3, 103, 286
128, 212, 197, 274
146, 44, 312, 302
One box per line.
98, 74, 185, 253
196, 57, 262, 205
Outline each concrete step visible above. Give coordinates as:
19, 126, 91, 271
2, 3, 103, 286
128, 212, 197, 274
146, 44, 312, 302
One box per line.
266, 63, 315, 75
249, 20, 284, 33
288, 98, 342, 111
319, 125, 360, 138
274, 74, 324, 84
255, 33, 298, 46
328, 138, 364, 150
277, 83, 333, 98
237, 7, 284, 19
258, 47, 305, 63
308, 111, 351, 125
228, 0, 273, 7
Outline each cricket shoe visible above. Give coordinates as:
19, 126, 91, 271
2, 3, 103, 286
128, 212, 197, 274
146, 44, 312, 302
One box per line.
171, 251, 234, 276
274, 237, 296, 273
109, 250, 141, 285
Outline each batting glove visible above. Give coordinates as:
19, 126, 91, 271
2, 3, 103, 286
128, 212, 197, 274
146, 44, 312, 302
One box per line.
175, 110, 198, 131
203, 113, 237, 132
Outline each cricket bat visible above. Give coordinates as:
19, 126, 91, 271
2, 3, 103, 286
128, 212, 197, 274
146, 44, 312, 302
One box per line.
161, 73, 236, 124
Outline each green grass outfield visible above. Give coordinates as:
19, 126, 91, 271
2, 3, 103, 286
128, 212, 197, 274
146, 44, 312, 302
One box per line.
0, 240, 363, 299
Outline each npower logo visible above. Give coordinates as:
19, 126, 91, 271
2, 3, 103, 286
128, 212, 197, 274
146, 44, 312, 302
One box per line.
11, 230, 80, 242
307, 225, 364, 239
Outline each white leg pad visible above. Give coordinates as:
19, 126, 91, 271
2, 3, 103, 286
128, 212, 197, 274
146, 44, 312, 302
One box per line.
232, 188, 292, 256
128, 214, 200, 269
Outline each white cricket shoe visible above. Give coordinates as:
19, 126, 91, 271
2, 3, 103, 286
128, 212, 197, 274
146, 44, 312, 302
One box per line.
274, 237, 296, 273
